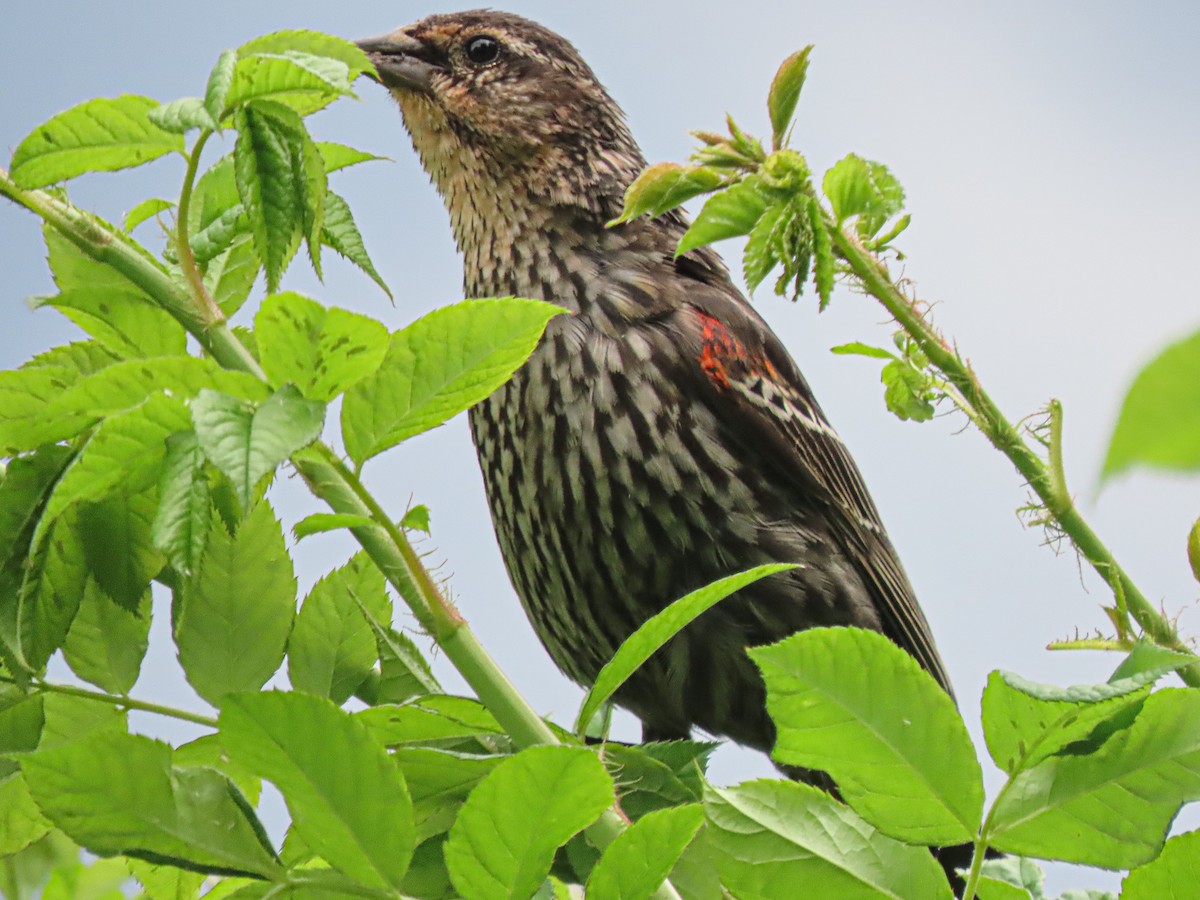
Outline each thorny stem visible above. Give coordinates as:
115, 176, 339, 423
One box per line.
830, 225, 1199, 686
0, 171, 681, 899
0, 675, 218, 729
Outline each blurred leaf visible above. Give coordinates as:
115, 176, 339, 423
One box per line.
603, 742, 715, 821
881, 358, 935, 422
830, 342, 895, 360
974, 857, 1045, 900
585, 805, 704, 900
1121, 828, 1200, 898
10, 95, 183, 188
822, 154, 905, 235
204, 236, 260, 318
122, 198, 174, 232
752, 627, 983, 845
175, 501, 295, 705
444, 746, 613, 900
767, 47, 812, 149
0, 688, 45, 778
322, 190, 391, 297
256, 291, 388, 402
1101, 328, 1200, 480
357, 696, 501, 749
293, 512, 376, 541
316, 142, 387, 173
0, 773, 51, 855
151, 431, 211, 577
21, 732, 280, 878
127, 857, 207, 900
41, 856, 129, 900
220, 691, 414, 889
205, 49, 238, 122
987, 687, 1200, 868
610, 163, 723, 224
401, 504, 431, 533
1189, 518, 1200, 583
342, 298, 565, 465
289, 552, 389, 703
63, 580, 150, 694
705, 779, 953, 899
190, 385, 324, 510
575, 564, 794, 735
677, 176, 769, 256
38, 693, 127, 749
148, 97, 217, 133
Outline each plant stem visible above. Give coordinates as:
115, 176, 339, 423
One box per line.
960, 836, 989, 900
830, 225, 1199, 685
174, 129, 223, 326
0, 676, 218, 728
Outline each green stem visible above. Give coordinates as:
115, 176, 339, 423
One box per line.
831, 225, 1199, 684
175, 129, 223, 327
0, 676, 218, 728
960, 835, 989, 900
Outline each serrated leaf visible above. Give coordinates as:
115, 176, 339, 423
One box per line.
575, 564, 794, 735
0, 366, 78, 453
603, 743, 713, 821
342, 298, 564, 465
1121, 828, 1200, 898
807, 195, 834, 307
1108, 640, 1198, 684
21, 731, 280, 878
220, 692, 414, 889
316, 142, 387, 173
705, 779, 953, 899
63, 580, 150, 694
393, 748, 504, 843
174, 733, 262, 807
742, 203, 786, 293
21, 339, 119, 375
32, 288, 186, 360
256, 291, 389, 402
981, 669, 1154, 775
10, 95, 183, 188
585, 805, 704, 900
357, 697, 500, 749
0, 773, 51, 855
610, 163, 724, 225
880, 359, 935, 422
444, 746, 613, 900
122, 198, 174, 232
1101, 327, 1200, 480
677, 176, 769, 256
322, 190, 391, 297
224, 51, 355, 118
987, 687, 1200, 868
174, 501, 295, 705
288, 552, 389, 703
191, 204, 249, 264
77, 491, 164, 609
190, 385, 325, 510
151, 431, 211, 577
767, 47, 812, 150
401, 504, 431, 533
205, 235, 260, 318
374, 628, 441, 705
751, 627, 983, 845
238, 31, 375, 81
148, 97, 217, 134
12, 506, 88, 672
190, 155, 241, 235
292, 512, 377, 541
205, 49, 238, 122
127, 857, 207, 900
39, 692, 127, 750
822, 154, 905, 233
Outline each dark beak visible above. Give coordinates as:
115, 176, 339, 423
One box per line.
355, 32, 441, 95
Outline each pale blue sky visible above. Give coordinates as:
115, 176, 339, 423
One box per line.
2, 2, 1199, 893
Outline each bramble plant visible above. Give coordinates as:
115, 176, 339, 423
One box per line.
0, 30, 1196, 900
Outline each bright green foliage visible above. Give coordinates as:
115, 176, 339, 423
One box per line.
10, 96, 183, 188
62, 580, 150, 694
767, 47, 812, 150
1122, 829, 1200, 898
444, 746, 614, 899
705, 780, 953, 899
1102, 327, 1200, 479
574, 564, 795, 735
220, 692, 414, 889
174, 502, 296, 705
752, 627, 983, 845
586, 805, 705, 900
342, 298, 566, 465
610, 163, 725, 225
677, 176, 769, 257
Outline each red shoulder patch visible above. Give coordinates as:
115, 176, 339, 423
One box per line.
695, 311, 778, 389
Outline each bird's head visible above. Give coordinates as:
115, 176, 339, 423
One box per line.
356, 10, 646, 221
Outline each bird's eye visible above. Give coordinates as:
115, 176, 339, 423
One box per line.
464, 35, 501, 65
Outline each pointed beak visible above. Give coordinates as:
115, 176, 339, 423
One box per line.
355, 31, 441, 95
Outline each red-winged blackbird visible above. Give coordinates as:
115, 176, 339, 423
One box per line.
359, 8, 964, 879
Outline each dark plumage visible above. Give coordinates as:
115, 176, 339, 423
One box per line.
359, 9, 964, 878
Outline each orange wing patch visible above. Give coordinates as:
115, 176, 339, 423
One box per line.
696, 312, 778, 389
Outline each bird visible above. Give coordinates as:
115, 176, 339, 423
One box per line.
357, 8, 963, 878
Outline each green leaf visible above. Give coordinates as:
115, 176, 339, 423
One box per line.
20, 339, 119, 376
357, 697, 501, 749
322, 190, 391, 297
32, 288, 186, 360
1121, 828, 1200, 898
603, 742, 714, 820
148, 97, 217, 134
394, 748, 504, 843
705, 779, 953, 899
677, 176, 769, 256
742, 204, 786, 293
122, 198, 174, 232
1189, 518, 1200, 584
174, 733, 263, 807
444, 746, 613, 900
190, 385, 325, 510
220, 692, 414, 889
205, 49, 238, 122
981, 669, 1156, 775
371, 627, 442, 705
1108, 640, 1198, 684
288, 552, 390, 703
175, 501, 296, 705
987, 687, 1200, 868
21, 731, 280, 878
575, 564, 794, 736
41, 856, 129, 900
974, 857, 1045, 900
12, 506, 88, 672
401, 504, 431, 533
10, 95, 183, 188
316, 142, 387, 173
292, 512, 377, 541
38, 692, 127, 749
807, 194, 835, 308
586, 805, 704, 900
233, 101, 313, 293
0, 368, 76, 454
190, 155, 241, 235
1101, 327, 1200, 480
0, 687, 47, 780
0, 773, 51, 856
751, 627, 983, 845
77, 491, 165, 609
881, 359, 935, 422
830, 342, 895, 360
767, 47, 812, 150
191, 204, 249, 265
204, 236, 260, 318
127, 858, 207, 900
342, 298, 565, 465
610, 163, 724, 225
224, 50, 355, 118
237, 31, 375, 82
63, 580, 150, 694
151, 430, 212, 577
256, 291, 389, 402
822, 154, 905, 234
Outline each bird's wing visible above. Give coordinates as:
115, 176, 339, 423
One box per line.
638, 259, 954, 696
